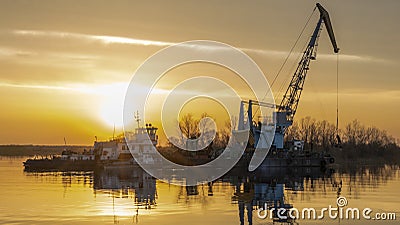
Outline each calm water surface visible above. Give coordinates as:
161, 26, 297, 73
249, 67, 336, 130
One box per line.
0, 157, 398, 225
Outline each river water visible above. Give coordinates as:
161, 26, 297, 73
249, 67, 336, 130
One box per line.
0, 157, 398, 225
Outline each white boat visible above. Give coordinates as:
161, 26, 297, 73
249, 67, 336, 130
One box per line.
94, 123, 159, 169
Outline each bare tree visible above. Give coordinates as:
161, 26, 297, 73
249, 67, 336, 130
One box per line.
179, 113, 199, 139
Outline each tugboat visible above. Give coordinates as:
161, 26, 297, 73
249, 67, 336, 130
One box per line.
23, 122, 159, 171
94, 123, 159, 169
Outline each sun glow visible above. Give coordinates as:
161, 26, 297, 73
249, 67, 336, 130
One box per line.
95, 82, 128, 128
0, 82, 128, 129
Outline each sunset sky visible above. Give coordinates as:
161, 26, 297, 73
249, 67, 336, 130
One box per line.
0, 0, 399, 145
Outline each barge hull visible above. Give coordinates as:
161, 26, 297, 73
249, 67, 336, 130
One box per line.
23, 159, 96, 172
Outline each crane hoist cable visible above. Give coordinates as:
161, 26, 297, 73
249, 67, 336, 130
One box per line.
252, 7, 317, 119
336, 53, 339, 132
276, 33, 309, 103
336, 51, 342, 146
270, 6, 317, 88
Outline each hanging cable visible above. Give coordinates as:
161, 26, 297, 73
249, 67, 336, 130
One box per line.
252, 7, 317, 119
336, 53, 339, 132
270, 6, 317, 88
336, 53, 339, 133
336, 52, 342, 146
276, 34, 309, 103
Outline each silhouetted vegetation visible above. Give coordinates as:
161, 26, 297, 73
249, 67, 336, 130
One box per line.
286, 117, 400, 164
161, 113, 400, 165
168, 112, 230, 150
162, 113, 231, 165
0, 145, 90, 156
168, 113, 400, 165
2, 115, 399, 166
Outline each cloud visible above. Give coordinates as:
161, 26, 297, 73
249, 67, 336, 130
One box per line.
12, 30, 174, 47
9, 29, 392, 65
317, 53, 392, 64
0, 47, 35, 57
246, 47, 393, 64
0, 81, 132, 97
0, 82, 93, 93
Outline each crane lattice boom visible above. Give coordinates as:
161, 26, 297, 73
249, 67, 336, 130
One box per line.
278, 3, 339, 123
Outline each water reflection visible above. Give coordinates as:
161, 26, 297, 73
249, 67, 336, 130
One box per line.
94, 168, 157, 208
21, 163, 399, 225
225, 167, 333, 225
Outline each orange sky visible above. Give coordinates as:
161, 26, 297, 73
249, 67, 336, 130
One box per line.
0, 0, 399, 145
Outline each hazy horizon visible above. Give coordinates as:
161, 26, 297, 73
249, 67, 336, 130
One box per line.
1, 0, 399, 145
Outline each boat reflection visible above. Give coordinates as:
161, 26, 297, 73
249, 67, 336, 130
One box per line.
93, 167, 157, 224
142, 166, 333, 225
224, 167, 334, 225
93, 167, 157, 209
23, 164, 399, 225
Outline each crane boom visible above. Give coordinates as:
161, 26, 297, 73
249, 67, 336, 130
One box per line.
278, 3, 339, 123
271, 3, 339, 149
316, 3, 339, 53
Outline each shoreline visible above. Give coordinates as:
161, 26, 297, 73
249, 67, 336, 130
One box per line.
0, 145, 91, 156
1, 145, 398, 167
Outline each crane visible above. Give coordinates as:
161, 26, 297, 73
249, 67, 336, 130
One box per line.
278, 3, 339, 120
273, 3, 339, 149
238, 3, 339, 150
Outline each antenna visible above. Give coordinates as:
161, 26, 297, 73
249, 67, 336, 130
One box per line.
113, 123, 116, 140
134, 111, 141, 129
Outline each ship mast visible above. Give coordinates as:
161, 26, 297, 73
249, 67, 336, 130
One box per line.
134, 111, 141, 129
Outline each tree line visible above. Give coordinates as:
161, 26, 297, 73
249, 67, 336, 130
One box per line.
286, 117, 397, 148
170, 113, 231, 150
171, 113, 400, 163
286, 117, 399, 162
